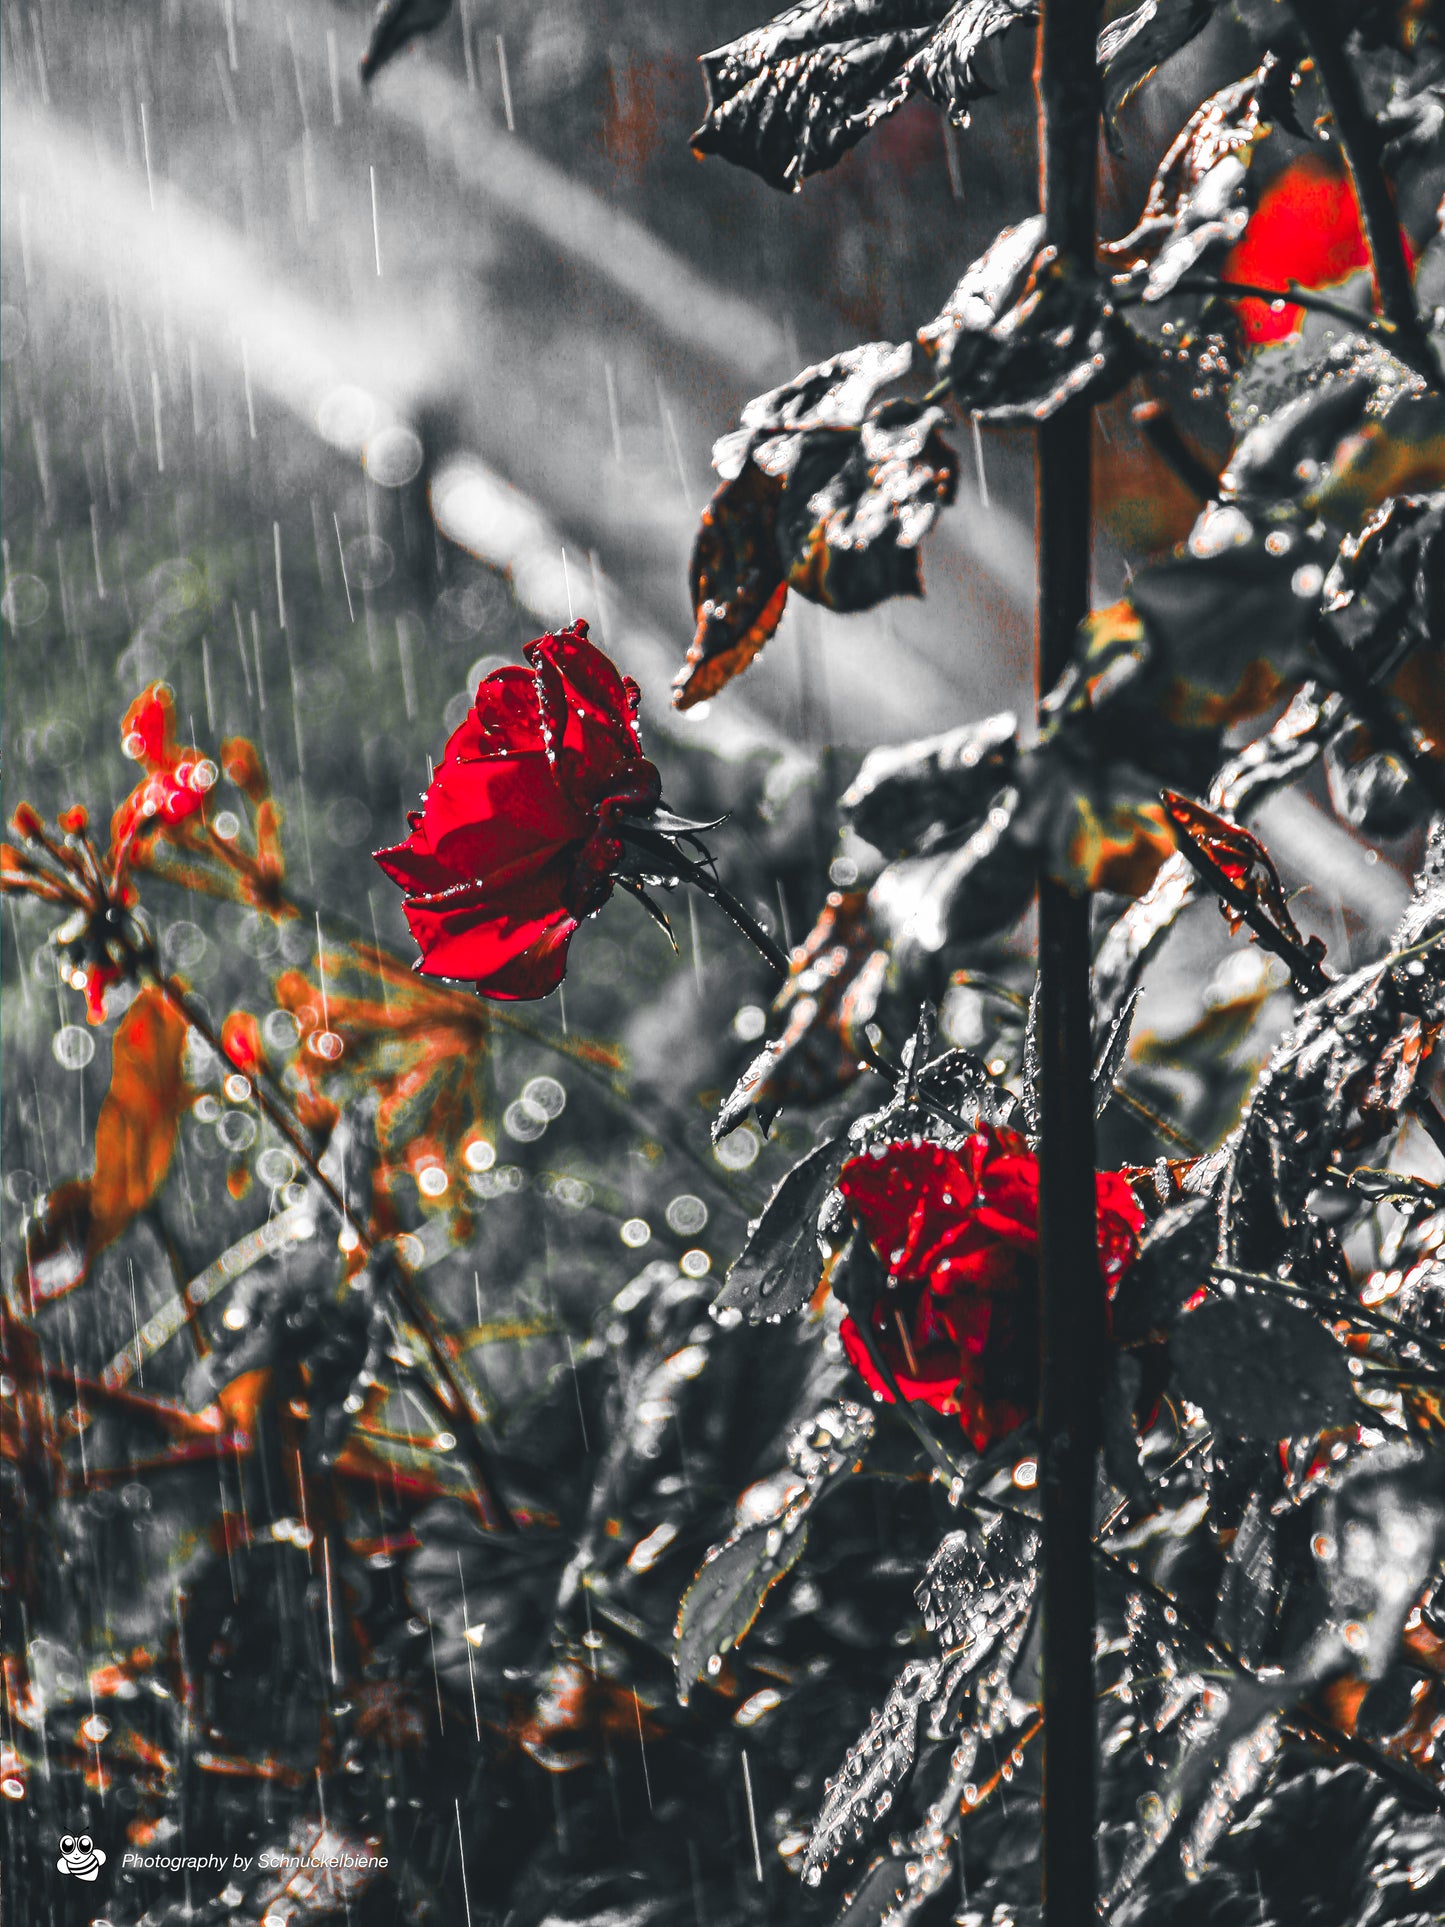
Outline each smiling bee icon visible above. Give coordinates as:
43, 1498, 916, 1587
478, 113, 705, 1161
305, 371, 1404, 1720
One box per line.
57, 1833, 105, 1880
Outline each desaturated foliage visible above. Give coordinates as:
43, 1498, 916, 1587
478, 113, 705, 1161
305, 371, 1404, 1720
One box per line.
5, 1, 1445, 1924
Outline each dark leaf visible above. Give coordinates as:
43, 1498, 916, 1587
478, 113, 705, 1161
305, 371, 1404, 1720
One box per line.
713, 1138, 849, 1321
677, 345, 943, 705
359, 0, 451, 83
1221, 823, 1445, 1280
1098, 0, 1217, 124
806, 1508, 1040, 1882
674, 1400, 874, 1700
1111, 1194, 1217, 1341
1324, 490, 1445, 682
691, 0, 1036, 192
1093, 988, 1140, 1119
674, 460, 788, 711
713, 889, 884, 1132
1169, 1292, 1358, 1438
1092, 685, 1343, 1016
1104, 59, 1280, 302
838, 710, 1018, 857
778, 403, 959, 612
922, 242, 1137, 422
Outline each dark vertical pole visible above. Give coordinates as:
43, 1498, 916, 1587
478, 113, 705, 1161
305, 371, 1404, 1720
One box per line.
1035, 6, 1104, 1925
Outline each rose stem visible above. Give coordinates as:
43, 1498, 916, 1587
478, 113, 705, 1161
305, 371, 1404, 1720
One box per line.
1036, 1, 1106, 1918
619, 828, 791, 981
143, 961, 517, 1533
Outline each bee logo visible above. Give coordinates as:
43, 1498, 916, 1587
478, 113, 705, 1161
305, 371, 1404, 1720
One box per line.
57, 1833, 106, 1880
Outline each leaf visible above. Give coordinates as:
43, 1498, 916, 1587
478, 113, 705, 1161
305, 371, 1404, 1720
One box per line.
1092, 685, 1342, 1017
839, 711, 1018, 858
1163, 790, 1330, 991
691, 0, 1036, 192
1111, 1194, 1217, 1341
1313, 1446, 1445, 1682
1168, 1292, 1359, 1438
1222, 822, 1445, 1279
805, 1508, 1040, 1881
917, 217, 1044, 379
79, 987, 189, 1271
779, 403, 959, 611
358, 0, 451, 82
1097, 0, 1217, 124
674, 1400, 874, 1701
1093, 989, 1140, 1119
921, 236, 1137, 422
673, 460, 788, 711
714, 889, 886, 1132
1104, 59, 1281, 302
713, 1138, 849, 1321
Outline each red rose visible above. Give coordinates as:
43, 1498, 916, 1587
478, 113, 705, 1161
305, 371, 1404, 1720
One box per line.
375, 622, 662, 999
1226, 155, 1416, 345
837, 1129, 1144, 1452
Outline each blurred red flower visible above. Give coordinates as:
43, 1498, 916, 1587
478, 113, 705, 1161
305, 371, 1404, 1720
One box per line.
375, 622, 661, 999
110, 685, 218, 870
1226, 155, 1415, 344
838, 1129, 1144, 1451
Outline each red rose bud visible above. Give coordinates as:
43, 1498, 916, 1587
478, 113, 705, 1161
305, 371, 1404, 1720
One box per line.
837, 1129, 1144, 1452
375, 622, 662, 1000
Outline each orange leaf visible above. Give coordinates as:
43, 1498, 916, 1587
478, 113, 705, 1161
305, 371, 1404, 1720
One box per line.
89, 985, 190, 1251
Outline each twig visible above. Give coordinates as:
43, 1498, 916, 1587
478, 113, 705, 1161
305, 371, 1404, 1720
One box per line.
145, 962, 517, 1534
1210, 1264, 1445, 1371
1119, 275, 1410, 351
1284, 0, 1442, 388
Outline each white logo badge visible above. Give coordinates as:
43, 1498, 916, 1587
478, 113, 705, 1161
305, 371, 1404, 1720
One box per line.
57, 1833, 106, 1880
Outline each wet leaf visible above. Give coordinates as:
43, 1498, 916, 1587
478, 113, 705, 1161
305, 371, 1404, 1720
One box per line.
923, 239, 1138, 422
1169, 1292, 1358, 1438
674, 459, 788, 710
25, 988, 194, 1302
713, 1138, 849, 1322
674, 1400, 874, 1700
714, 889, 886, 1132
1098, 0, 1217, 124
1111, 1194, 1217, 1341
1093, 989, 1140, 1119
805, 1508, 1040, 1880
1314, 1445, 1445, 1681
1104, 59, 1281, 302
691, 0, 1037, 192
779, 403, 959, 612
839, 711, 1018, 858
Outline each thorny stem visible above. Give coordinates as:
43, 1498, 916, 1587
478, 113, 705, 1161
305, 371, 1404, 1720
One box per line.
617, 826, 792, 982
1284, 0, 1443, 389
144, 960, 517, 1534
1116, 274, 1413, 349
